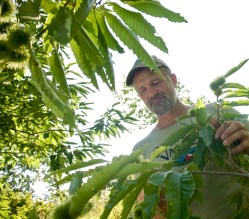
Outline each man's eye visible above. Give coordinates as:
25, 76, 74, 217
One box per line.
152, 81, 161, 86
140, 89, 145, 94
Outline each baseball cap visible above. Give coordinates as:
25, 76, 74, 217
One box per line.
126, 55, 171, 86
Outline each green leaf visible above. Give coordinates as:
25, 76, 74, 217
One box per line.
222, 83, 246, 89
142, 182, 161, 219
151, 146, 170, 161
224, 58, 249, 78
199, 125, 215, 147
48, 50, 70, 97
71, 0, 95, 36
40, 0, 57, 13
162, 124, 197, 146
17, 0, 40, 21
193, 138, 208, 170
173, 130, 198, 160
67, 149, 143, 218
195, 99, 207, 127
111, 2, 168, 53
104, 12, 159, 73
148, 171, 169, 186
222, 99, 249, 107
224, 89, 249, 99
47, 7, 73, 44
165, 171, 195, 219
29, 48, 75, 128
95, 10, 124, 53
96, 22, 115, 90
52, 159, 107, 175
116, 161, 172, 179
43, 31, 53, 54
101, 171, 153, 219
121, 180, 145, 219
70, 34, 98, 89
123, 0, 187, 23
209, 138, 226, 156
69, 172, 83, 195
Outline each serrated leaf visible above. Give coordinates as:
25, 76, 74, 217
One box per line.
117, 161, 172, 179
111, 2, 168, 53
101, 171, 153, 219
148, 171, 169, 186
162, 124, 197, 147
224, 89, 249, 99
104, 12, 160, 73
123, 0, 187, 23
196, 99, 207, 126
165, 171, 195, 219
41, 0, 57, 13
151, 146, 170, 161
142, 181, 161, 218
69, 172, 83, 195
71, 0, 95, 36
70, 34, 98, 89
17, 0, 40, 21
222, 83, 246, 89
199, 125, 215, 147
209, 138, 226, 156
78, 27, 104, 65
193, 138, 208, 170
52, 159, 107, 175
222, 99, 249, 107
225, 58, 249, 78
173, 130, 198, 160
121, 180, 145, 219
43, 31, 53, 54
48, 51, 70, 97
29, 49, 75, 128
67, 149, 143, 218
47, 7, 73, 44
95, 10, 124, 53
96, 22, 115, 90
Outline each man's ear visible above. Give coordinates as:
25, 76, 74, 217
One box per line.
171, 73, 177, 87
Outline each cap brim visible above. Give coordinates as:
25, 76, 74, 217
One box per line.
126, 65, 166, 86
126, 67, 144, 86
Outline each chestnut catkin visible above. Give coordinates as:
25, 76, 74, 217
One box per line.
0, 0, 15, 20
0, 22, 12, 34
7, 26, 31, 49
6, 47, 30, 69
52, 201, 72, 219
9, 49, 29, 61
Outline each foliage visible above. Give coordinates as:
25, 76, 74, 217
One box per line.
9, 0, 186, 128
0, 181, 56, 219
3, 0, 248, 218
1, 0, 165, 216
51, 59, 249, 218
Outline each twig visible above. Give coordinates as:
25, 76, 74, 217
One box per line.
191, 170, 249, 179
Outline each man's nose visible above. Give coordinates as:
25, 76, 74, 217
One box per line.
147, 88, 158, 99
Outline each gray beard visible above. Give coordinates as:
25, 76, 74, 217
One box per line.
148, 92, 176, 115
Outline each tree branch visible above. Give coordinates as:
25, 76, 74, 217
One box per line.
191, 170, 249, 179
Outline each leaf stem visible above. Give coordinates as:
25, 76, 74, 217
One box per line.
191, 170, 249, 179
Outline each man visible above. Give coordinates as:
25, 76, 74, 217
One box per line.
126, 55, 249, 218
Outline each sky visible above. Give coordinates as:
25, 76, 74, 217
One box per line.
100, 0, 249, 159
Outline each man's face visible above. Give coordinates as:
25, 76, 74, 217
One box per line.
132, 68, 177, 115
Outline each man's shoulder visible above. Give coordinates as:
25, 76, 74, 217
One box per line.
132, 131, 155, 152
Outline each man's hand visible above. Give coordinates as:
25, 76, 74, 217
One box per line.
215, 120, 249, 154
